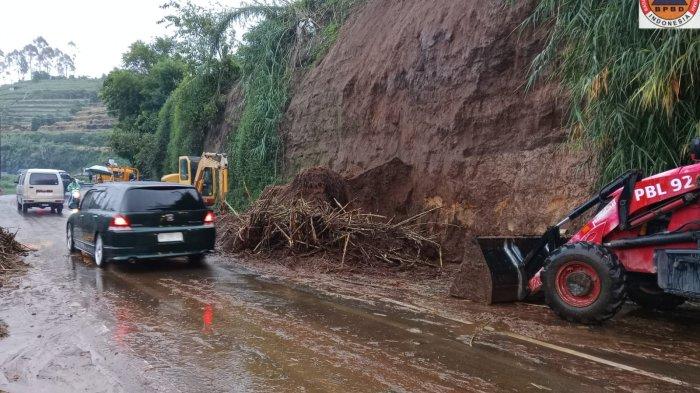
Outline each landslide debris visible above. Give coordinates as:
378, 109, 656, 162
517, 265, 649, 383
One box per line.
218, 168, 442, 271
0, 226, 29, 277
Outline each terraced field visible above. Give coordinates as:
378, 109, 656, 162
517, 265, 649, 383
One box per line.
0, 78, 109, 131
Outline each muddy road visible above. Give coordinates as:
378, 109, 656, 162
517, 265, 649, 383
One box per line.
0, 194, 699, 392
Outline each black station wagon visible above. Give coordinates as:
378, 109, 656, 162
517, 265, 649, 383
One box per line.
67, 182, 216, 267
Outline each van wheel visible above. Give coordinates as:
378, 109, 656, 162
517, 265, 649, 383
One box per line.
94, 235, 106, 268
17, 201, 21, 211
22, 204, 28, 214
56, 206, 63, 215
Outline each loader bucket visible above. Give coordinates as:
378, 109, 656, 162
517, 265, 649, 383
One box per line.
477, 236, 542, 303
450, 236, 548, 304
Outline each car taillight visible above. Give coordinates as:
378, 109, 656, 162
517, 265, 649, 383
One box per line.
109, 214, 132, 231
204, 211, 216, 225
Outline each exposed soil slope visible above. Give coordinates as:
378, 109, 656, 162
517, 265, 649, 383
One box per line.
281, 0, 596, 261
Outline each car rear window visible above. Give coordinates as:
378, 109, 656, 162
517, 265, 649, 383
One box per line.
29, 173, 59, 186
124, 187, 205, 212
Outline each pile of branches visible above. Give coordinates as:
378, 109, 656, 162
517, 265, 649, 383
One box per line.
219, 167, 443, 270
0, 227, 29, 272
218, 197, 442, 270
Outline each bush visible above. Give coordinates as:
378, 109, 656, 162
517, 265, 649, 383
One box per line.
0, 131, 113, 174
226, 0, 363, 208
525, 1, 700, 182
30, 114, 61, 131
153, 57, 238, 177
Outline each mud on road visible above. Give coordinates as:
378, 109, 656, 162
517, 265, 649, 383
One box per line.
0, 194, 699, 392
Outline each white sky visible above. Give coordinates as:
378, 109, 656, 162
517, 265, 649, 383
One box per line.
0, 0, 247, 81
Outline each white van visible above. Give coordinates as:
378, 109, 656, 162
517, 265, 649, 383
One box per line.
16, 169, 65, 214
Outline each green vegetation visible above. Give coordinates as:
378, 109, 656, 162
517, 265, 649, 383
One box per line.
223, 0, 361, 207
0, 131, 112, 175
525, 1, 700, 182
101, 0, 360, 205
0, 78, 102, 131
100, 4, 238, 178
0, 37, 77, 82
0, 174, 15, 194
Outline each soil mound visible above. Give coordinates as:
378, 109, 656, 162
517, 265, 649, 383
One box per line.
218, 167, 440, 270
285, 167, 349, 207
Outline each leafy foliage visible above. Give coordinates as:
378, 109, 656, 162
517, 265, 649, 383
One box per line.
223, 0, 362, 208
0, 131, 112, 174
525, 1, 700, 182
0, 37, 77, 82
100, 42, 189, 177
156, 59, 239, 176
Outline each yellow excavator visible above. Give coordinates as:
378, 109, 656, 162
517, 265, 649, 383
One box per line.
161, 153, 229, 206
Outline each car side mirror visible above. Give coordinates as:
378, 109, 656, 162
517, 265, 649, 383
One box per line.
68, 200, 80, 210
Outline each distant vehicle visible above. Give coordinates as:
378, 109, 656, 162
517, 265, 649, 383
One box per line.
86, 159, 141, 184
15, 169, 65, 214
58, 171, 74, 192
66, 182, 216, 267
161, 153, 228, 206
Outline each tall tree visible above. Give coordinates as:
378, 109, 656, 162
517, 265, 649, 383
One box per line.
22, 44, 38, 75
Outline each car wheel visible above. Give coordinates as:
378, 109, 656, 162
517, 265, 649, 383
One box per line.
17, 200, 21, 211
22, 204, 28, 214
94, 234, 106, 268
67, 225, 76, 253
188, 254, 205, 265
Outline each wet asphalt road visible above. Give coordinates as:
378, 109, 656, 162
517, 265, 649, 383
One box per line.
1, 193, 699, 392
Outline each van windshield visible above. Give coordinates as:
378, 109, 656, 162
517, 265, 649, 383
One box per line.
29, 173, 59, 186
124, 187, 205, 212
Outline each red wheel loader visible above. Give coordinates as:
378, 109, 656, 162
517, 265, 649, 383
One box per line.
477, 139, 700, 324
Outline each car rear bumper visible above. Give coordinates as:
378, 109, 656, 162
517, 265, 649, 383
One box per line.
103, 225, 216, 261
22, 200, 64, 207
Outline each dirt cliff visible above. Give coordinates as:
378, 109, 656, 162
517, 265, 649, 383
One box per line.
280, 0, 596, 262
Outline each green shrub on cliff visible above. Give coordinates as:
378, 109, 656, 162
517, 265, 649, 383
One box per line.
223, 0, 362, 208
157, 58, 238, 176
525, 1, 700, 182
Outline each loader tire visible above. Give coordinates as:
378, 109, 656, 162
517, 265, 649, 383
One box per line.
627, 276, 686, 311
542, 242, 626, 325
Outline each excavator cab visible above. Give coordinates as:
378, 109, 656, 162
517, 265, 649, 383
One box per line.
179, 156, 201, 184
162, 153, 229, 206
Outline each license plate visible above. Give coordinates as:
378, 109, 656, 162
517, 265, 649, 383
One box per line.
157, 232, 184, 243
37, 190, 52, 194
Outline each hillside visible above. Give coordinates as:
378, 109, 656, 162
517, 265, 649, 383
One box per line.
206, 0, 596, 261
0, 78, 116, 176
0, 78, 112, 131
